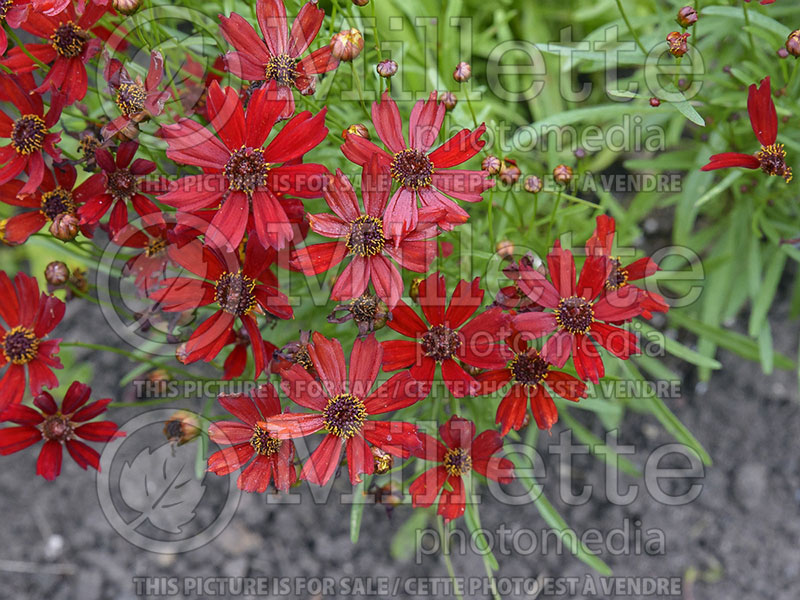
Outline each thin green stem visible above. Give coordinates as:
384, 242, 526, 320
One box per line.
6, 28, 48, 70
742, 2, 757, 58
463, 86, 479, 130
438, 517, 465, 600
351, 62, 370, 118
546, 189, 562, 248
614, 0, 648, 57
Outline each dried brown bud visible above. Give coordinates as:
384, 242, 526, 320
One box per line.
649, 97, 661, 107
327, 294, 391, 337
666, 31, 690, 57
112, 0, 141, 16
786, 30, 800, 58
343, 123, 370, 140
481, 155, 502, 175
440, 91, 457, 110
372, 447, 394, 474
376, 59, 398, 78
524, 175, 542, 193
499, 158, 521, 185
45, 261, 70, 286
676, 6, 698, 28
68, 266, 89, 295
553, 164, 574, 186
49, 213, 79, 241
453, 61, 472, 82
164, 411, 202, 446
496, 240, 514, 259
331, 28, 364, 61
78, 134, 102, 170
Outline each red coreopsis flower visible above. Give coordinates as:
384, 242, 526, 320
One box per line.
112, 218, 185, 294
0, 271, 64, 411
148, 236, 292, 377
103, 51, 172, 139
77, 140, 167, 237
264, 333, 424, 486
1, 1, 106, 104
0, 381, 123, 480
158, 81, 328, 251
220, 0, 340, 120
585, 215, 669, 320
381, 273, 512, 398
342, 91, 493, 238
0, 164, 97, 244
0, 1, 31, 55
207, 383, 296, 493
476, 335, 587, 434
290, 160, 440, 309
219, 328, 278, 381
511, 242, 643, 384
409, 416, 514, 522
701, 77, 791, 183
0, 74, 64, 195
492, 253, 546, 313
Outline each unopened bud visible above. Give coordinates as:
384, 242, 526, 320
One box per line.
352, 0, 369, 5
453, 61, 472, 82
496, 240, 514, 259
331, 28, 364, 61
372, 447, 394, 474
45, 261, 70, 286
164, 411, 202, 446
409, 278, 423, 304
650, 97, 661, 107
441, 91, 457, 110
343, 123, 370, 140
499, 158, 520, 185
481, 155, 501, 175
666, 31, 690, 57
676, 6, 698, 28
553, 164, 574, 186
49, 213, 79, 241
524, 175, 542, 193
376, 59, 398, 78
786, 30, 800, 58
112, 0, 141, 16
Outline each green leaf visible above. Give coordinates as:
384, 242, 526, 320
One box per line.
390, 509, 430, 562
637, 322, 722, 370
350, 480, 367, 544
701, 6, 792, 38
559, 410, 641, 477
748, 250, 787, 337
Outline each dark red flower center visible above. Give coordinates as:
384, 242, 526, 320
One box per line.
443, 447, 472, 477
351, 294, 379, 322
421, 325, 461, 362
42, 414, 73, 442
555, 296, 595, 335
116, 82, 147, 116
40, 188, 76, 221
2, 326, 40, 365
509, 350, 549, 387
106, 168, 138, 200
224, 147, 270, 194
605, 257, 629, 290
390, 148, 434, 190
265, 54, 298, 88
145, 237, 167, 257
164, 418, 184, 440
293, 345, 314, 370
250, 424, 282, 456
215, 271, 257, 317
346, 215, 385, 257
79, 134, 101, 165
11, 115, 46, 155
757, 144, 792, 183
323, 393, 367, 439
50, 21, 88, 58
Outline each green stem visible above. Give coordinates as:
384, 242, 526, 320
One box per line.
546, 189, 562, 248
351, 62, 370, 118
438, 517, 465, 600
742, 1, 757, 58
463, 86, 479, 130
6, 28, 49, 70
614, 0, 648, 57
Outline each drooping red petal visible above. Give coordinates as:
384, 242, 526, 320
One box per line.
747, 76, 777, 147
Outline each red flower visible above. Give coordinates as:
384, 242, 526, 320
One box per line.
0, 381, 123, 481
290, 159, 440, 308
77, 140, 167, 237
158, 81, 328, 251
112, 218, 184, 294
220, 0, 340, 119
381, 273, 512, 398
511, 242, 643, 384
585, 215, 669, 319
0, 271, 64, 410
0, 74, 64, 195
701, 77, 791, 183
0, 164, 97, 244
207, 383, 296, 493
1, 1, 106, 104
744, 0, 774, 5
409, 416, 514, 522
103, 51, 172, 139
342, 91, 493, 238
148, 236, 292, 377
0, 1, 30, 55
219, 328, 278, 380
264, 333, 423, 486
476, 336, 587, 434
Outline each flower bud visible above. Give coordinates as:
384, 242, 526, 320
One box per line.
327, 294, 390, 337
372, 447, 394, 474
496, 240, 514, 259
112, 0, 141, 16
164, 411, 202, 446
0, 219, 7, 245
376, 59, 398, 78
786, 30, 800, 58
499, 158, 521, 185
574, 147, 586, 159
650, 97, 661, 107
352, 0, 369, 5
409, 277, 423, 303
676, 6, 698, 28
331, 28, 364, 61
342, 123, 370, 140
68, 266, 89, 295
49, 213, 79, 241
553, 164, 574, 186
45, 261, 70, 286
524, 175, 542, 193
453, 61, 472, 82
78, 134, 101, 170
778, 48, 789, 59
481, 155, 501, 175
666, 31, 690, 57
441, 91, 457, 110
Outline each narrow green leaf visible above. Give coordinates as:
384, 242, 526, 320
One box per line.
350, 480, 366, 544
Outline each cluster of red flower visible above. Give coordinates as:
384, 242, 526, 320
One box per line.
0, 0, 671, 521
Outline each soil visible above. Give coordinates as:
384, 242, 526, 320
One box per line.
1, 293, 799, 600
